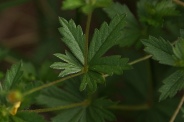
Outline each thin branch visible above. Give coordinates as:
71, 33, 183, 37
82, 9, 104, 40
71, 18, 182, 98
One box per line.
173, 0, 184, 7
21, 100, 90, 113
170, 94, 184, 122
23, 71, 84, 96
129, 55, 152, 65
109, 104, 149, 111
84, 12, 92, 71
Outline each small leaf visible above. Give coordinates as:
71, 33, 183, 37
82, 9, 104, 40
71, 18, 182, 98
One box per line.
50, 52, 83, 77
58, 17, 85, 65
62, 0, 84, 10
88, 14, 126, 62
80, 72, 104, 92
3, 62, 23, 91
142, 36, 175, 66
90, 55, 131, 75
159, 70, 184, 101
173, 37, 184, 67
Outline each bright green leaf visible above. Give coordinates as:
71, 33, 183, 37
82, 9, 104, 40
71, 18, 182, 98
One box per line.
88, 14, 126, 62
90, 55, 130, 75
62, 0, 84, 10
3, 62, 23, 91
142, 36, 175, 66
58, 17, 85, 65
159, 70, 184, 101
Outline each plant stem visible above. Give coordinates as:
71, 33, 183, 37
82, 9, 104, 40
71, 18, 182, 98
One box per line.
173, 0, 184, 7
129, 55, 152, 65
21, 99, 90, 113
169, 94, 184, 122
109, 104, 149, 111
84, 12, 92, 71
23, 71, 84, 96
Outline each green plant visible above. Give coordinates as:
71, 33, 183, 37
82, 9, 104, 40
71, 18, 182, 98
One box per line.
1, 0, 184, 122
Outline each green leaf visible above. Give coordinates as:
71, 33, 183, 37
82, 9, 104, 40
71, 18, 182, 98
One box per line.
58, 17, 85, 65
94, 0, 112, 7
62, 0, 84, 10
137, 0, 179, 27
12, 112, 45, 122
80, 72, 104, 92
159, 70, 184, 101
3, 62, 23, 91
142, 36, 175, 66
50, 51, 83, 77
173, 37, 184, 67
88, 14, 126, 62
37, 80, 115, 122
104, 2, 141, 47
90, 56, 130, 75
180, 29, 184, 38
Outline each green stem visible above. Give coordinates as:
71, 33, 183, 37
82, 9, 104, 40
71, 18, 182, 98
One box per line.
84, 12, 92, 71
21, 99, 90, 113
170, 94, 184, 122
23, 71, 84, 96
129, 55, 152, 65
109, 104, 149, 111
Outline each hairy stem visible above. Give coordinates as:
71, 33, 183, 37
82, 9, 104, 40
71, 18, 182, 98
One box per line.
129, 55, 152, 65
109, 104, 149, 111
84, 12, 92, 71
23, 71, 84, 96
173, 0, 184, 7
21, 99, 90, 113
170, 94, 184, 122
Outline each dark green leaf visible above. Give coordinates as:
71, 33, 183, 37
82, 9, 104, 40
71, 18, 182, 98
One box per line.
90, 55, 130, 75
180, 29, 184, 38
3, 62, 23, 91
137, 0, 179, 27
88, 14, 126, 62
12, 112, 45, 122
58, 17, 85, 65
142, 36, 175, 66
104, 2, 141, 47
80, 72, 104, 92
173, 37, 184, 67
50, 51, 83, 77
159, 70, 184, 101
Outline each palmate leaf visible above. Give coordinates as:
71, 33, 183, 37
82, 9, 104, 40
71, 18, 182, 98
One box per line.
104, 2, 141, 47
142, 36, 175, 66
88, 14, 126, 62
159, 70, 184, 101
37, 79, 116, 122
3, 62, 23, 91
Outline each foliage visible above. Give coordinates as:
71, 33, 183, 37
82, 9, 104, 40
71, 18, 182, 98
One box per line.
0, 0, 184, 122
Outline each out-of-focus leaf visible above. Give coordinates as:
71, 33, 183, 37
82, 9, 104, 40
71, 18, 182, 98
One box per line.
159, 70, 184, 101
